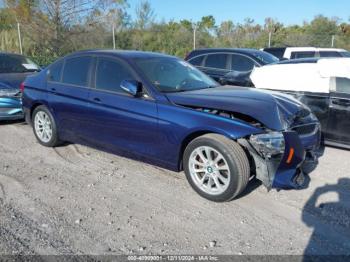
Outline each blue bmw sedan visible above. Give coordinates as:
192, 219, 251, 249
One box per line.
22, 50, 321, 202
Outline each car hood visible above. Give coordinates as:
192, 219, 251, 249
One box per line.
165, 86, 307, 131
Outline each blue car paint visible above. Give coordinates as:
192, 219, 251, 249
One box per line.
0, 65, 37, 120
272, 131, 307, 189
0, 96, 23, 120
22, 50, 321, 190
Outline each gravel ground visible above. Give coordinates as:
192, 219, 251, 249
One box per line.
0, 121, 350, 256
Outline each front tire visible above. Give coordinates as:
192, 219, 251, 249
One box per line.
183, 134, 250, 202
32, 105, 61, 147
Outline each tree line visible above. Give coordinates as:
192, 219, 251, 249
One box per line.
1, 0, 350, 66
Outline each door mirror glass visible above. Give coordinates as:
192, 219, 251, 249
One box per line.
120, 80, 142, 96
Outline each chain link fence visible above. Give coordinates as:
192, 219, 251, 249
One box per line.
1, 23, 350, 67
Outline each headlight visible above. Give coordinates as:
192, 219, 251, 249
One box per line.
250, 132, 285, 158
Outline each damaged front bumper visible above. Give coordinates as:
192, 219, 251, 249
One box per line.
240, 127, 322, 190
0, 97, 24, 120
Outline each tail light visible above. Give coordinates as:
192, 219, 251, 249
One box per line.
20, 82, 25, 93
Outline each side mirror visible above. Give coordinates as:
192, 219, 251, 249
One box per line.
120, 80, 142, 96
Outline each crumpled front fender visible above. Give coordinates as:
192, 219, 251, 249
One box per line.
241, 131, 318, 190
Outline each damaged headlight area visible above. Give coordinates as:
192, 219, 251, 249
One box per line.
249, 132, 285, 158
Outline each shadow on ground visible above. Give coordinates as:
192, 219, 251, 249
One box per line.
303, 178, 350, 259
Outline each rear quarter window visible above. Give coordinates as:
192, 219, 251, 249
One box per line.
48, 61, 63, 82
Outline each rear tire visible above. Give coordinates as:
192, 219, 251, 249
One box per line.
183, 134, 250, 202
32, 105, 61, 147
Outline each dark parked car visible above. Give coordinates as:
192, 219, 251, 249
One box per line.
185, 48, 279, 86
251, 57, 350, 149
0, 52, 40, 120
22, 50, 321, 202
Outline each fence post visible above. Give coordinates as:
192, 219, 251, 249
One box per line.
112, 23, 116, 49
17, 23, 23, 54
193, 24, 197, 50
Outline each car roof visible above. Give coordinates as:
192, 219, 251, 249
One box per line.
67, 49, 176, 59
187, 48, 265, 57
266, 47, 346, 52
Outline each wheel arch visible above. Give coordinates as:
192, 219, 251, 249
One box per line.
178, 129, 238, 171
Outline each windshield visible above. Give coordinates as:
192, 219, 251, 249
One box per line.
340, 52, 350, 58
252, 51, 280, 64
134, 57, 218, 93
0, 54, 40, 73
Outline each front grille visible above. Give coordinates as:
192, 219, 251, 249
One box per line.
292, 123, 318, 136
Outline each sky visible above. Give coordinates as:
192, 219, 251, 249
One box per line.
127, 0, 350, 25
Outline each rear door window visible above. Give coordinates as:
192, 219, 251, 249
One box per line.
231, 54, 255, 72
290, 51, 316, 59
204, 54, 228, 70
95, 57, 133, 93
62, 56, 92, 86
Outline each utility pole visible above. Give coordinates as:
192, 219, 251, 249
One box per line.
193, 23, 197, 50
112, 23, 116, 49
17, 22, 23, 54
268, 32, 272, 48
331, 35, 335, 48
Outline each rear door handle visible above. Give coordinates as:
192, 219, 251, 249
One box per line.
50, 87, 57, 94
93, 97, 102, 103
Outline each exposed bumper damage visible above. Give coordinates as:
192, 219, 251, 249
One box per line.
239, 128, 322, 190
0, 96, 24, 121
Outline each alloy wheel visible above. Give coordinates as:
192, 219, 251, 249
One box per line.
188, 146, 231, 195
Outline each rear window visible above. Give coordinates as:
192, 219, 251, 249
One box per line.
252, 51, 279, 64
204, 54, 228, 70
62, 56, 92, 86
0, 54, 40, 74
263, 48, 286, 59
291, 51, 316, 59
319, 51, 342, 58
188, 55, 204, 66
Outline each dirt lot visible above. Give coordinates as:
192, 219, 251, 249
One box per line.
0, 121, 350, 256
